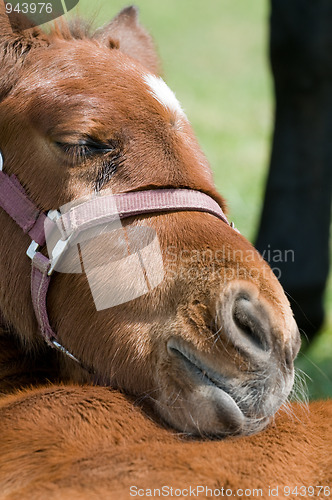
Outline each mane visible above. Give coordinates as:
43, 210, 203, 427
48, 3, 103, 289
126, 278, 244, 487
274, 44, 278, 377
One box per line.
46, 16, 96, 42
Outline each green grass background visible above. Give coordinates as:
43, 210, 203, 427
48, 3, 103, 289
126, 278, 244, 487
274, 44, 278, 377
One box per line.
69, 0, 332, 399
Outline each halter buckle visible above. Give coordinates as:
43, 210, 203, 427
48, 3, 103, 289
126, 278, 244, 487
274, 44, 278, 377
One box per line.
26, 210, 60, 262
26, 210, 71, 275
48, 236, 73, 275
46, 209, 75, 276
26, 240, 40, 259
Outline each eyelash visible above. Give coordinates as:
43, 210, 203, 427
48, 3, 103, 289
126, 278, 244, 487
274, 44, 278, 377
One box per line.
95, 157, 122, 192
55, 140, 115, 163
55, 139, 124, 190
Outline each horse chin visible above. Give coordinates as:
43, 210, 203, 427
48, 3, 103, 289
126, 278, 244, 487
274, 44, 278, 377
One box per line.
152, 338, 292, 436
157, 384, 249, 437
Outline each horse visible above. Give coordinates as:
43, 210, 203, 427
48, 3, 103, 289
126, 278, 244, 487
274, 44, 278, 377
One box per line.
0, 3, 301, 438
0, 5, 331, 499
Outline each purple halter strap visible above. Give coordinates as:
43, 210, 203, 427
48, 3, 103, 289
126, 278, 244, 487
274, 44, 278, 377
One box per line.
0, 151, 233, 369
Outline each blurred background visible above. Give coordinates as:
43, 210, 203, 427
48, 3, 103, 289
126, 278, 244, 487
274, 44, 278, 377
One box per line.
70, 0, 332, 399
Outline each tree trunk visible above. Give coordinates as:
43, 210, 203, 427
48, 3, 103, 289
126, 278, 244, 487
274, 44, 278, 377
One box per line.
256, 0, 332, 341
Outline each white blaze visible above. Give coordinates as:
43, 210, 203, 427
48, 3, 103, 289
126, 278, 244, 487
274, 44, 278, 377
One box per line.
143, 73, 185, 117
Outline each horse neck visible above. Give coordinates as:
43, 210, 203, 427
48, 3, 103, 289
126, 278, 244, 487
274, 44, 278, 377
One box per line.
0, 217, 60, 393
0, 211, 97, 387
0, 211, 37, 343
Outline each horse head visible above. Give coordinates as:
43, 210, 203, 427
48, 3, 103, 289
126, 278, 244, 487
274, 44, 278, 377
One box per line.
0, 5, 300, 435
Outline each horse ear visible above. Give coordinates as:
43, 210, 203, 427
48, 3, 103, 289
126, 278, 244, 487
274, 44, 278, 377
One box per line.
94, 6, 161, 75
0, 2, 48, 99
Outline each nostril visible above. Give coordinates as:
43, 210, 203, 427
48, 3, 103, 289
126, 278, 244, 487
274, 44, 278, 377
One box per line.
232, 297, 270, 352
284, 346, 293, 370
232, 308, 266, 351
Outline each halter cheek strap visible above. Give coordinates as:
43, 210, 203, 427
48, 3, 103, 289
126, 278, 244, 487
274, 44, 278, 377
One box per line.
0, 151, 235, 371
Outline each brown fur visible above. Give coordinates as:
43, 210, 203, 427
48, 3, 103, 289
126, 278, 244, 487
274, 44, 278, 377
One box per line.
0, 386, 331, 499
0, 5, 330, 497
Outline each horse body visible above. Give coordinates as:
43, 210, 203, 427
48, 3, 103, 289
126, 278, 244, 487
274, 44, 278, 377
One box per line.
0, 385, 331, 499
0, 5, 330, 497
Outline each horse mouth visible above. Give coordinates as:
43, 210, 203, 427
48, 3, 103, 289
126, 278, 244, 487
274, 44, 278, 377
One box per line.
168, 340, 231, 391
166, 339, 248, 433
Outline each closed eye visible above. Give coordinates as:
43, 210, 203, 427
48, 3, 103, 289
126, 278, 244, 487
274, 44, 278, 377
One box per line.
54, 135, 124, 190
55, 138, 116, 162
